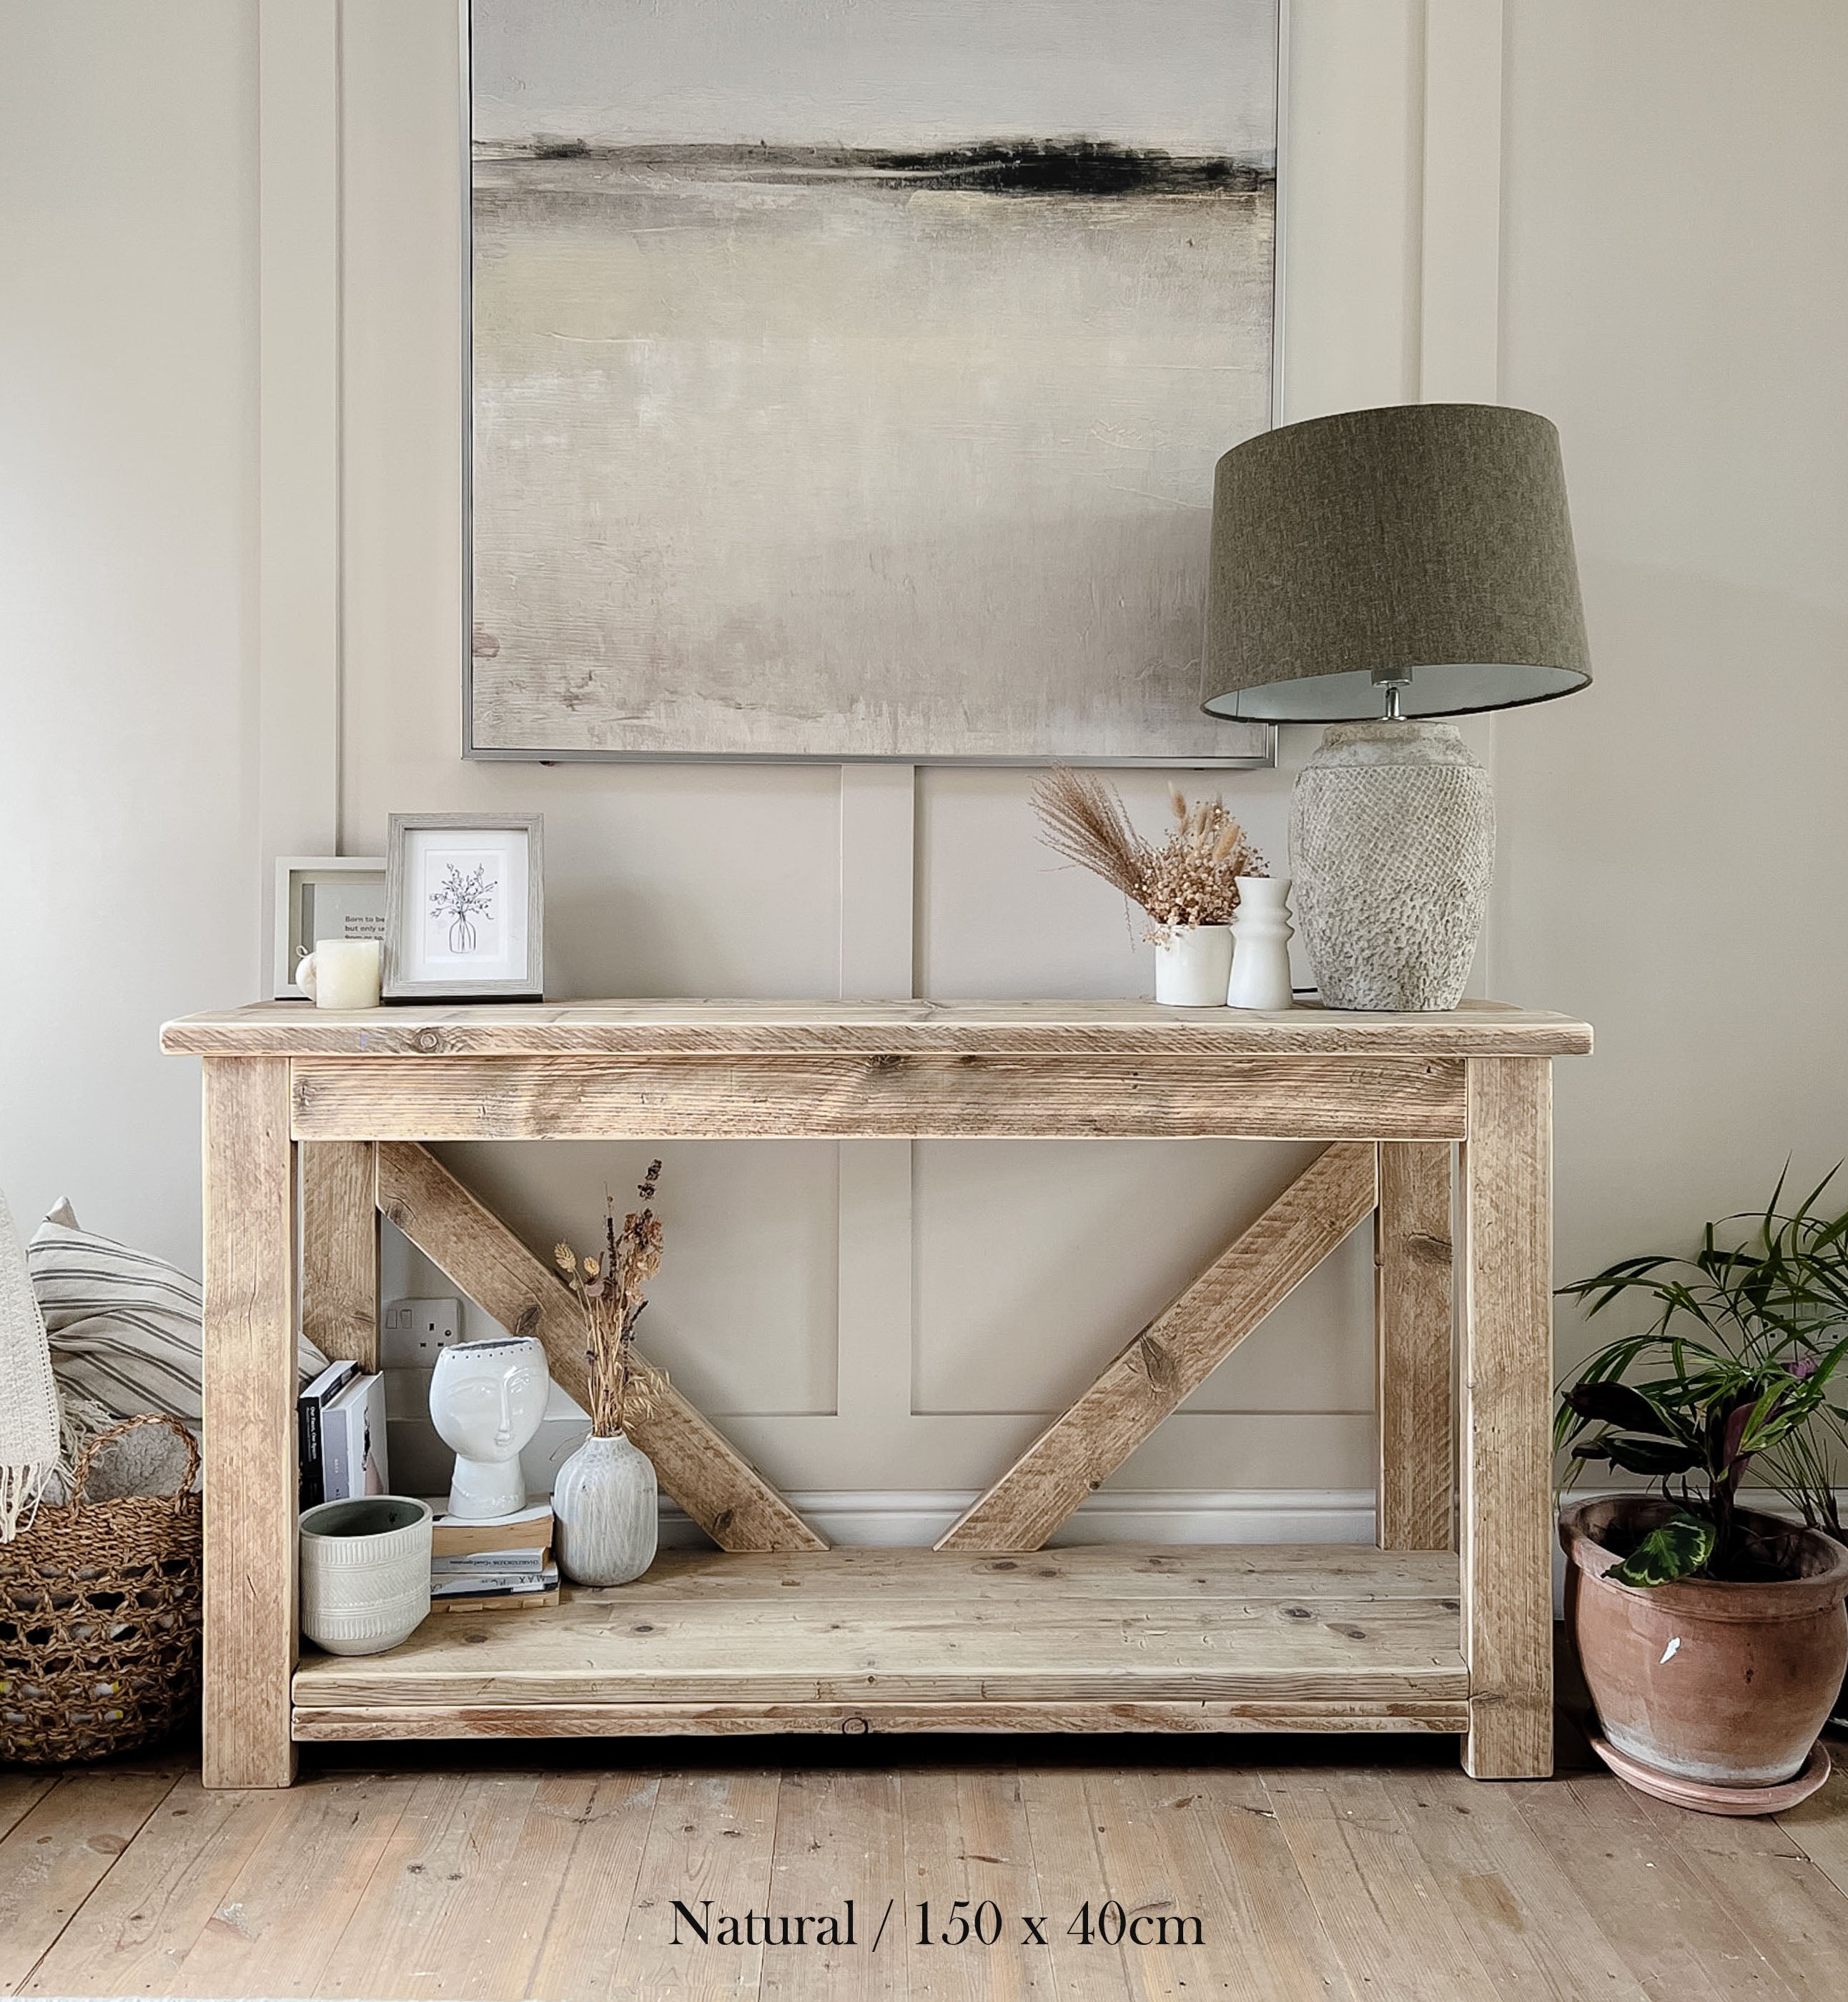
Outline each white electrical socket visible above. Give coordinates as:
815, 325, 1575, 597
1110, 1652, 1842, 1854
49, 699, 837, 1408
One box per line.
381, 1296, 464, 1367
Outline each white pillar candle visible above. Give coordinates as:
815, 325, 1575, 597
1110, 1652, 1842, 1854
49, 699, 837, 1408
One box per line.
298, 938, 382, 1010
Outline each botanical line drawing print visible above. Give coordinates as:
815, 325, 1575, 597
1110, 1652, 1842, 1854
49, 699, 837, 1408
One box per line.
430, 862, 495, 954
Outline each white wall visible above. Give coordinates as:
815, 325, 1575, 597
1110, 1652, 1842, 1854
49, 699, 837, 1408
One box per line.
1493, 0, 1848, 1376
0, 1, 258, 1261
4, 0, 1842, 1525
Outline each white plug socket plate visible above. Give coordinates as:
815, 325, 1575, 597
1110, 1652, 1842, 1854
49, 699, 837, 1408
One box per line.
382, 1296, 464, 1367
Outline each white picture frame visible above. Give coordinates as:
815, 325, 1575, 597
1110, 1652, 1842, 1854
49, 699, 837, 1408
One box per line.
273, 857, 387, 1000
382, 812, 544, 1001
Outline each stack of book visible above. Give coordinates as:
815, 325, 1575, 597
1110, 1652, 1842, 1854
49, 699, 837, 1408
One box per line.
299, 1362, 390, 1509
429, 1499, 559, 1613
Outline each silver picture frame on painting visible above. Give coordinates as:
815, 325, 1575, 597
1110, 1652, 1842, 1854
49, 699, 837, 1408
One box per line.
460, 0, 1285, 768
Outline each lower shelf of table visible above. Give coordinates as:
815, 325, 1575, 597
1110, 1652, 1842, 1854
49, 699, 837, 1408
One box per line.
292, 1542, 1468, 1742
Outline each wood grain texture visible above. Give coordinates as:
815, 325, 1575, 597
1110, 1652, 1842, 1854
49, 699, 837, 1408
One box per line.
309, 1772, 541, 1999
1184, 1768, 1360, 2001
524, 1772, 662, 2002
1375, 1141, 1456, 1552
518, 1541, 1463, 1602
938, 1143, 1379, 1552
300, 1139, 378, 1366
293, 1051, 1467, 1141
766, 1770, 906, 2001
162, 995, 1595, 1059
26, 1750, 1848, 2000
1460, 1057, 1554, 1780
17, 1774, 289, 1996
1267, 1770, 1502, 1998
291, 1541, 1465, 1712
0, 1768, 180, 1991
599, 1772, 780, 2002
292, 1700, 1470, 1740
202, 1057, 298, 1790
373, 1140, 825, 1554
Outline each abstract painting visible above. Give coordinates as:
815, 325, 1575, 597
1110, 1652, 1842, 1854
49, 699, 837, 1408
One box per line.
468, 0, 1278, 761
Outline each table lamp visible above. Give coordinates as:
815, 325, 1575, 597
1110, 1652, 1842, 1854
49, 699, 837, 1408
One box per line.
1202, 403, 1591, 1010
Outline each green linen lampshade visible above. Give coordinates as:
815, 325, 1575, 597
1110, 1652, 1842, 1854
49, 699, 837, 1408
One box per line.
1202, 403, 1592, 722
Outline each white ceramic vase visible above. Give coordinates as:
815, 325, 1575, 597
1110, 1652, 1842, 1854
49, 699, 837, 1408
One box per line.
1226, 876, 1295, 1010
1152, 924, 1233, 1007
552, 1431, 658, 1587
1290, 722, 1493, 1012
299, 1496, 432, 1656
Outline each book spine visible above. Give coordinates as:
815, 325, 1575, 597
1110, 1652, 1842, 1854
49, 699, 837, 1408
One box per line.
297, 1395, 323, 1511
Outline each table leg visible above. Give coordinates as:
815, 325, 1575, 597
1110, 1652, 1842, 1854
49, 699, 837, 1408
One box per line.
1459, 1057, 1554, 1779
202, 1057, 298, 1788
302, 1140, 380, 1368
1375, 1141, 1455, 1552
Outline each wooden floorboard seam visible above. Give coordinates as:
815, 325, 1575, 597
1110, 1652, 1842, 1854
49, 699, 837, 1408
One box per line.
4, 1765, 186, 1998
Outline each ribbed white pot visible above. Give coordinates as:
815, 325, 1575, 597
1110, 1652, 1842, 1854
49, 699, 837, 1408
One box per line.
553, 1431, 658, 1587
300, 1496, 432, 1656
1152, 924, 1233, 1007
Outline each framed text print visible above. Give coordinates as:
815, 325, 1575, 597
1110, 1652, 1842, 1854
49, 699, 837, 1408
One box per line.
273, 857, 387, 1000
466, 0, 1278, 764
382, 814, 544, 1000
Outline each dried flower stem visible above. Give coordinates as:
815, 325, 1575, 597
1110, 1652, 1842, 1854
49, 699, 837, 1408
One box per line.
554, 1160, 666, 1439
1031, 768, 1267, 937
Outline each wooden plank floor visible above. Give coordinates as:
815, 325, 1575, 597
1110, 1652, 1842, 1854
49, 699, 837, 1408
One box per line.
6, 1709, 1847, 1998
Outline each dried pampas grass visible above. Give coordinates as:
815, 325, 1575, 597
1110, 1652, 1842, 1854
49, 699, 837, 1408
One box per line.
1031, 769, 1266, 937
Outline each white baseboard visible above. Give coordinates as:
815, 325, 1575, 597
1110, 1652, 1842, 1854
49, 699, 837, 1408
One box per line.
659, 1488, 1378, 1549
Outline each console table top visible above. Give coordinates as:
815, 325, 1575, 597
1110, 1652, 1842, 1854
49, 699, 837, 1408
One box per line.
162, 997, 1592, 1060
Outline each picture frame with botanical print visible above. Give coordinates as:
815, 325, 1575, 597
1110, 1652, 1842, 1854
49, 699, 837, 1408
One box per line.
382, 813, 544, 1001
273, 857, 387, 1000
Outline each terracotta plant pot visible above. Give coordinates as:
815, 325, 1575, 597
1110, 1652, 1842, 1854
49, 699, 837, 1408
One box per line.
1561, 1495, 1848, 1791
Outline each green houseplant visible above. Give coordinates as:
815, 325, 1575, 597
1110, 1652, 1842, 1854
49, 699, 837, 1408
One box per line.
1556, 1173, 1848, 1808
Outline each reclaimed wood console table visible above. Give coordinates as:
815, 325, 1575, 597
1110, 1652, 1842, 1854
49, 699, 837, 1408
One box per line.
162, 998, 1590, 1789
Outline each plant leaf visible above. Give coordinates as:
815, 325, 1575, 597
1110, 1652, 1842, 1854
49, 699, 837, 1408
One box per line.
1561, 1381, 1678, 1437
1610, 1512, 1716, 1587
1578, 1433, 1704, 1477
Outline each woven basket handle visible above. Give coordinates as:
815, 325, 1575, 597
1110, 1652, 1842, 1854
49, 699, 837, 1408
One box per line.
70, 1413, 202, 1512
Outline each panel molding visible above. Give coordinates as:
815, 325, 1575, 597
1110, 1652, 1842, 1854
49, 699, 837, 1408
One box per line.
836, 764, 917, 1428
315, 2, 1496, 1504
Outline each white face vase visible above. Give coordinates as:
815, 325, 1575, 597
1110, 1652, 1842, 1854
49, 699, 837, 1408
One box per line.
428, 1336, 550, 1519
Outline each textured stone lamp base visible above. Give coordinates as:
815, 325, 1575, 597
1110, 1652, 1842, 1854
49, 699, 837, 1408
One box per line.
1290, 722, 1493, 1012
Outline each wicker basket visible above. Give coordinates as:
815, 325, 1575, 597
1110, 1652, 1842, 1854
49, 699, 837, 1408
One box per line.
0, 1414, 202, 1765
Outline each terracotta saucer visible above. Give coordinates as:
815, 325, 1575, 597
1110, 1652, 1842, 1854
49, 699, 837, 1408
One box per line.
1588, 1735, 1831, 1816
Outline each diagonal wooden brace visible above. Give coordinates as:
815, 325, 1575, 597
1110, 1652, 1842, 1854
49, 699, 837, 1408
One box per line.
936, 1141, 1379, 1553
373, 1141, 826, 1553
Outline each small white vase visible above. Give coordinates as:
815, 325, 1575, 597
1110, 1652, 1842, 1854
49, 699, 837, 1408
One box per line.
1226, 876, 1295, 1010
300, 1496, 432, 1656
1152, 924, 1232, 1007
552, 1431, 658, 1587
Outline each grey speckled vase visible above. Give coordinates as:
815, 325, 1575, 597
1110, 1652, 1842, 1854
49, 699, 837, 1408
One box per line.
1290, 722, 1493, 1012
552, 1431, 658, 1587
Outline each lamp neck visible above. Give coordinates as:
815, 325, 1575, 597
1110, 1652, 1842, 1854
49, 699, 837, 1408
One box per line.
1371, 666, 1413, 721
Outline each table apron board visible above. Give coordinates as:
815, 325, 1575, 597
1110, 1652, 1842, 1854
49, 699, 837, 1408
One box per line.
164, 1002, 1586, 1791
287, 1052, 1469, 1140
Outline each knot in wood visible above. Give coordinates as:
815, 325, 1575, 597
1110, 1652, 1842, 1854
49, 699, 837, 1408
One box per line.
412, 1027, 444, 1054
